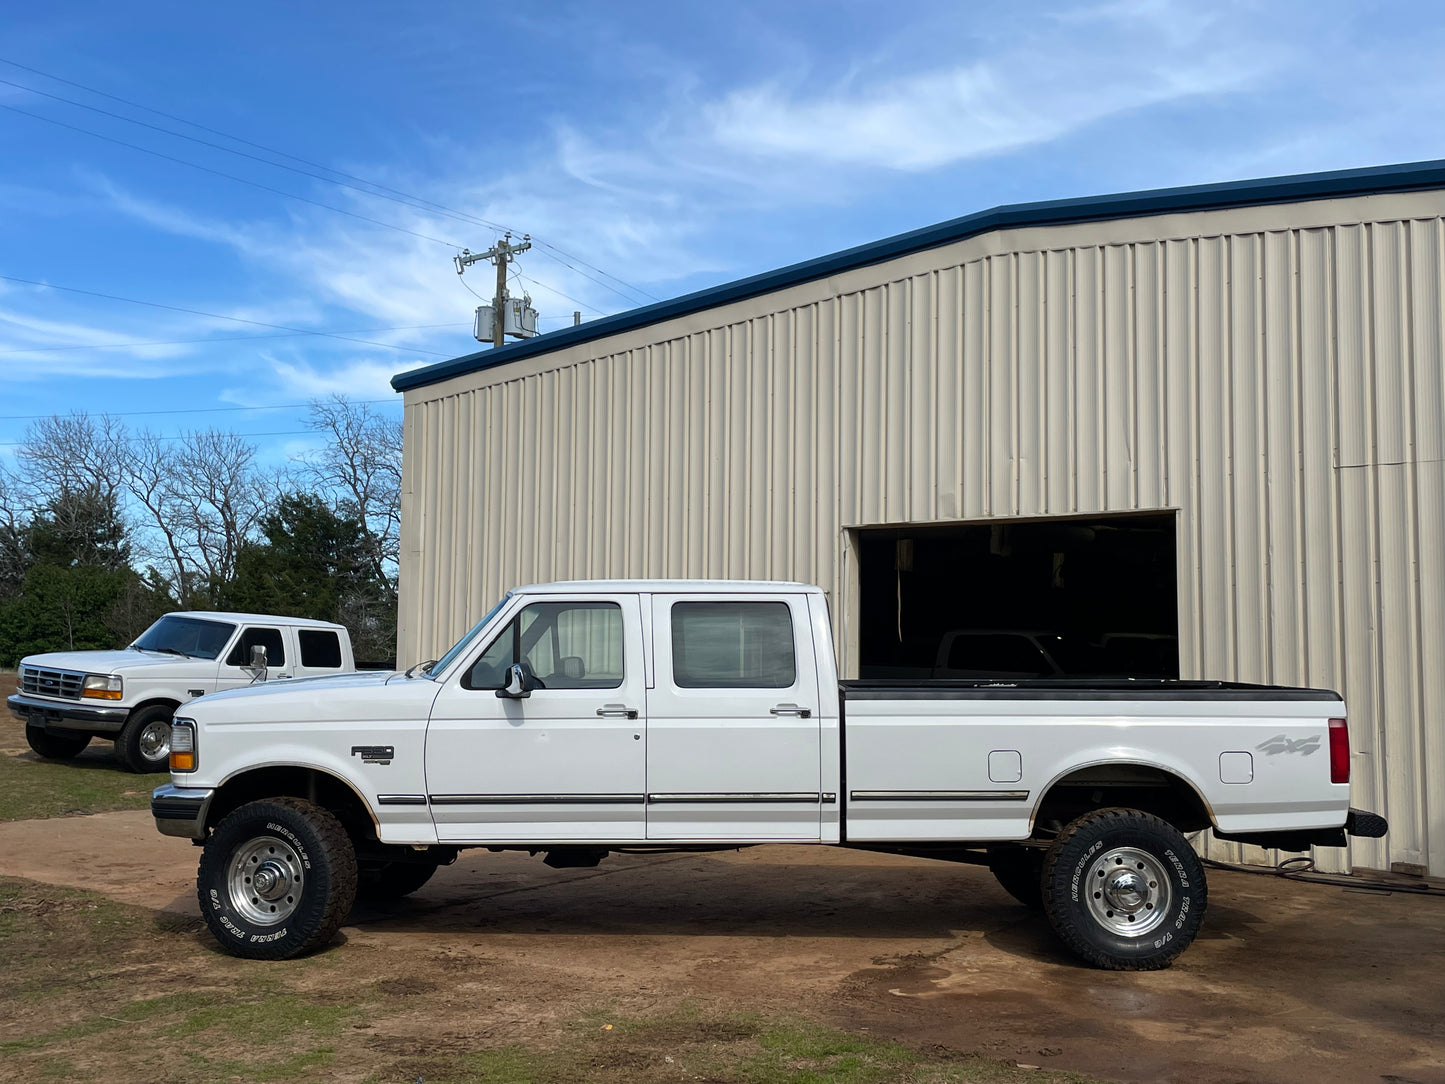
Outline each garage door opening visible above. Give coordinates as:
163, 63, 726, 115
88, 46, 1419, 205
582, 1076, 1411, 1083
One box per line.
855, 513, 1178, 680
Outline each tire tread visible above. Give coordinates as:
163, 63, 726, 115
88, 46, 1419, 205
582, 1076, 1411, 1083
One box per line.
197, 796, 358, 960
1041, 806, 1206, 971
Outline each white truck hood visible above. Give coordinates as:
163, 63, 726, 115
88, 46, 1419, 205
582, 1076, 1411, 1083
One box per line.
19, 648, 206, 675
184, 669, 438, 726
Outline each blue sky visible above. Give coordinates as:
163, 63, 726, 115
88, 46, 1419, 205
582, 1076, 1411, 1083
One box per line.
1, 0, 1442, 468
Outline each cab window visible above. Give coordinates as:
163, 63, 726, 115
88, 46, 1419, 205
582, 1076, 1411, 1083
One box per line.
670, 601, 795, 688
464, 602, 623, 690
226, 627, 286, 667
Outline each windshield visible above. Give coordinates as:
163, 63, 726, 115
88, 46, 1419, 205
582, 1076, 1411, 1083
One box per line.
428, 594, 512, 678
132, 615, 237, 660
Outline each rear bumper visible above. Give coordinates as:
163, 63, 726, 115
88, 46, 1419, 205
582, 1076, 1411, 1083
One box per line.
152, 783, 216, 840
1214, 806, 1389, 852
1345, 807, 1389, 838
7, 693, 129, 734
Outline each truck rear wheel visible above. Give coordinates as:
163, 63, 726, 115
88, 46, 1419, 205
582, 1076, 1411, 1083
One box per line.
987, 847, 1044, 910
197, 797, 357, 960
116, 704, 174, 773
25, 725, 90, 760
1041, 807, 1206, 971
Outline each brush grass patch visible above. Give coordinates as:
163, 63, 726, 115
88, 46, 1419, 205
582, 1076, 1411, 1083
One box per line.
0, 710, 152, 821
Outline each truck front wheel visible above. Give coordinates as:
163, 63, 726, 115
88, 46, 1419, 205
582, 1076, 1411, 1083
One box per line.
1040, 807, 1206, 971
196, 797, 358, 960
116, 704, 175, 773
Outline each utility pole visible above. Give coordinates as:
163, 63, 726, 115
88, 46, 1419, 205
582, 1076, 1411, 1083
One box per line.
454, 232, 532, 347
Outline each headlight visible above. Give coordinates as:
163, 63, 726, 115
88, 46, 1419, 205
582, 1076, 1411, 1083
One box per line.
170, 718, 197, 773
81, 674, 123, 700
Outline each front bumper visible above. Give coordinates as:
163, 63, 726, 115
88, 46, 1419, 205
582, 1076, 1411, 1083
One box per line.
152, 783, 216, 840
7, 693, 130, 734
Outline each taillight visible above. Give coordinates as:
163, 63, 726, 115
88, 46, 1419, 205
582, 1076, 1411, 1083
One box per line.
1329, 717, 1350, 784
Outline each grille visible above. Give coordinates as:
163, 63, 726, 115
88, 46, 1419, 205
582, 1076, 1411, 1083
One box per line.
20, 666, 84, 700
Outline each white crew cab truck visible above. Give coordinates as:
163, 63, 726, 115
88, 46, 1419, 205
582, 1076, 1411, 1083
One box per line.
10, 611, 356, 772
152, 580, 1386, 970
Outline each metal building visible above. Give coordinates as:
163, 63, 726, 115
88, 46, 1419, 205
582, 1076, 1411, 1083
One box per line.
393, 160, 1445, 877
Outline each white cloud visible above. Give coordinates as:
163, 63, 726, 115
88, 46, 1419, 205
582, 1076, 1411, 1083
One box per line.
703, 6, 1271, 171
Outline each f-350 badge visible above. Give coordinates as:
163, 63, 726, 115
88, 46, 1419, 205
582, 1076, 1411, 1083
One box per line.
351, 745, 395, 765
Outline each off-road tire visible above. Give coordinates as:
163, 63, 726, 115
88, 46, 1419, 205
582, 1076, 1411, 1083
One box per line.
197, 797, 358, 960
987, 846, 1045, 910
116, 704, 175, 773
1041, 807, 1206, 971
25, 725, 90, 760
356, 859, 439, 901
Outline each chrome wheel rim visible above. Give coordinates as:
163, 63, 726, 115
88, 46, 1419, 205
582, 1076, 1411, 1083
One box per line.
228, 835, 304, 925
1083, 846, 1172, 937
138, 720, 171, 762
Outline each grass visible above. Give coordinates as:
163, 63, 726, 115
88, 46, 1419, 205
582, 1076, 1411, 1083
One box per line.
0, 684, 155, 822
0, 876, 1109, 1084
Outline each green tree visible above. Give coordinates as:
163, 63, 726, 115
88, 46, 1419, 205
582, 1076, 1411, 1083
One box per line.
223, 493, 395, 663
0, 564, 131, 662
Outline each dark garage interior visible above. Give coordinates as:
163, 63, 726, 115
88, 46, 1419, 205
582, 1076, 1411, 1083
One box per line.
856, 513, 1179, 680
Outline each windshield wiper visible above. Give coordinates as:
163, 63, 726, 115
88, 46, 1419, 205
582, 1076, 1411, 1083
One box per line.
144, 646, 189, 657
405, 659, 437, 678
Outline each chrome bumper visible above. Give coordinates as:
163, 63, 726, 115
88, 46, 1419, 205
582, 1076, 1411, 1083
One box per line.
7, 693, 130, 733
152, 783, 216, 840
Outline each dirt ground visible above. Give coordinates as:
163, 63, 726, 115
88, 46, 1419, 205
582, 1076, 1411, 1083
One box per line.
2, 801, 1443, 1084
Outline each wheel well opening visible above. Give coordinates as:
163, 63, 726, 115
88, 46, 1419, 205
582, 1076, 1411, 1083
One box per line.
1033, 764, 1211, 837
131, 699, 182, 719
208, 768, 376, 842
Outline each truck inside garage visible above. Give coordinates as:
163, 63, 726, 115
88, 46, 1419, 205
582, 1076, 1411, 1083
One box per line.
855, 512, 1178, 680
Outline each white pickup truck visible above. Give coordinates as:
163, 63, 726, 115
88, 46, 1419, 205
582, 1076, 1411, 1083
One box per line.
151, 580, 1386, 970
9, 611, 356, 772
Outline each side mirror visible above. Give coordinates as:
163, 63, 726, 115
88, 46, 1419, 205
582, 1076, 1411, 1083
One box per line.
243, 644, 269, 683
496, 662, 530, 700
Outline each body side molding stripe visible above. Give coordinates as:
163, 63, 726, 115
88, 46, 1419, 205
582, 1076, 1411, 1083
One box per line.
850, 790, 1031, 802
428, 793, 644, 805
646, 792, 822, 804
376, 794, 428, 806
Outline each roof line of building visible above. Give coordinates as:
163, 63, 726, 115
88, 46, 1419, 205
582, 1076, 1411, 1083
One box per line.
393, 158, 1445, 394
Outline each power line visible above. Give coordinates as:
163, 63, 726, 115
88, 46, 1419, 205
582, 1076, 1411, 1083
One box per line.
0, 101, 464, 248
0, 273, 456, 357
0, 399, 398, 422
0, 322, 467, 355
1, 100, 623, 316
0, 56, 661, 306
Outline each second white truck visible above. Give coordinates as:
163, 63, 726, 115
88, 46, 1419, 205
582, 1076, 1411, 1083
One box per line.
10, 611, 357, 771
151, 580, 1386, 969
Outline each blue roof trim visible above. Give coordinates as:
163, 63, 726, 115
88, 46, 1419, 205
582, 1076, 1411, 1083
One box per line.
393, 159, 1445, 393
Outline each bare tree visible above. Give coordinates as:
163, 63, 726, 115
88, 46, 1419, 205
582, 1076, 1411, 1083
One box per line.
164, 429, 272, 602
301, 396, 402, 599
17, 412, 129, 508
0, 463, 28, 595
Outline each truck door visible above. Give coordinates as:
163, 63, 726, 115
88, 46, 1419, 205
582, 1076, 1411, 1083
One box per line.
424, 593, 647, 843
646, 593, 823, 840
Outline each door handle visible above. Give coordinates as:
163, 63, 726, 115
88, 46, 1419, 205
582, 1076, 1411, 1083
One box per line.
597, 705, 639, 720
770, 704, 812, 718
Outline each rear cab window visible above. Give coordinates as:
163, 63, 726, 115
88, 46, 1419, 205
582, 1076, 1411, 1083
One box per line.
670, 601, 796, 688
298, 629, 343, 668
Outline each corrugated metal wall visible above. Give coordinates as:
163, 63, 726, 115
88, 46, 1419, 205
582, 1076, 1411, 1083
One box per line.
401, 191, 1445, 876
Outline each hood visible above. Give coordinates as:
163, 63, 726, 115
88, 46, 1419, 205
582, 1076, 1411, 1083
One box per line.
18, 648, 202, 675
187, 667, 439, 726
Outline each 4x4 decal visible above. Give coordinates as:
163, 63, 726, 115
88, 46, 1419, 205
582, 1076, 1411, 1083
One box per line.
1256, 734, 1321, 756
